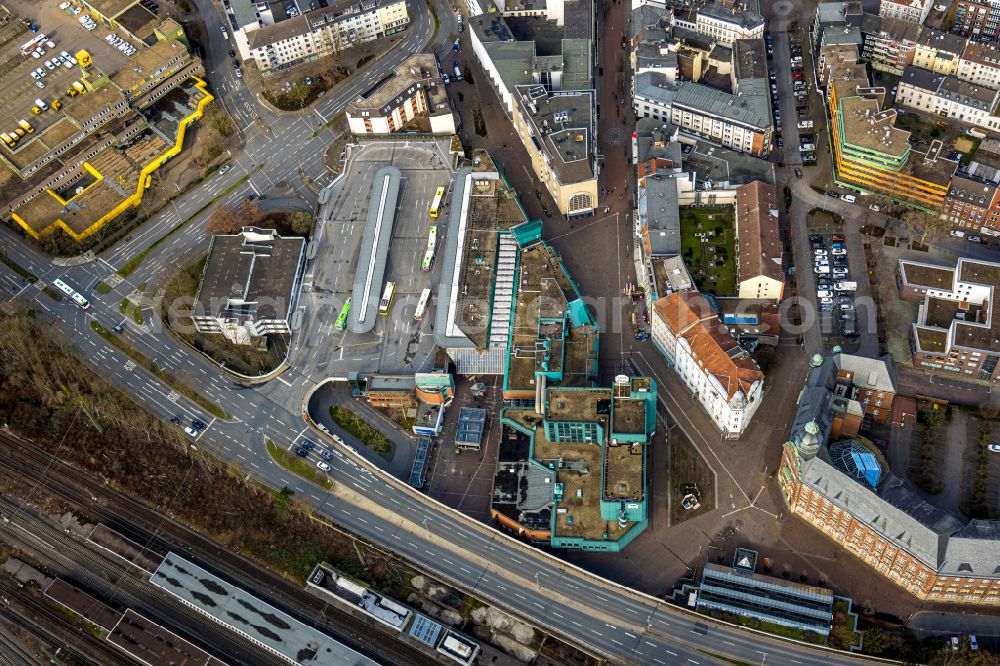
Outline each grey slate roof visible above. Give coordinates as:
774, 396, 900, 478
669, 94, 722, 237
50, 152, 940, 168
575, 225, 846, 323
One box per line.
899, 64, 945, 92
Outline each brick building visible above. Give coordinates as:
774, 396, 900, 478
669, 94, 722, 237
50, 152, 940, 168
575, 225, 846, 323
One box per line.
780, 353, 1000, 604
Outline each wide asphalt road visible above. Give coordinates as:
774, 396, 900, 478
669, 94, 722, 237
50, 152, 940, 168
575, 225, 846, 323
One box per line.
0, 4, 908, 666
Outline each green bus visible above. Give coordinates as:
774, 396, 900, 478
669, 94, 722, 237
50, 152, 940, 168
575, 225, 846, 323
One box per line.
335, 298, 351, 331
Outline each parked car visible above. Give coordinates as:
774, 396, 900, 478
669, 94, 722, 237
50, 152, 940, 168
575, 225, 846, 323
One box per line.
794, 167, 802, 179
832, 248, 847, 256
833, 267, 849, 276
869, 204, 880, 212
817, 290, 833, 298
832, 234, 846, 242
950, 229, 966, 238
969, 235, 983, 243
827, 191, 839, 198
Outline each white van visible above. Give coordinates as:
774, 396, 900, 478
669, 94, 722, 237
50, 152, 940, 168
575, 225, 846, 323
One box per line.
840, 194, 856, 203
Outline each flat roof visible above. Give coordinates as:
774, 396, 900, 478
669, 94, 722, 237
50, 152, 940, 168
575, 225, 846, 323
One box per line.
150, 553, 379, 665
347, 54, 438, 115
349, 166, 400, 333
85, 0, 139, 18
107, 609, 215, 665
514, 85, 596, 186
195, 228, 305, 323
838, 95, 910, 158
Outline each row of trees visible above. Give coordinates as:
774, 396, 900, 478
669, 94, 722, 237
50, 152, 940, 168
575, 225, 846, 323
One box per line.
206, 200, 313, 236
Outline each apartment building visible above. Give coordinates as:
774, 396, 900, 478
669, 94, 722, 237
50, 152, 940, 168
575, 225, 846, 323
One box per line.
944, 165, 1000, 231
953, 0, 1000, 40
633, 41, 772, 157
958, 41, 1000, 90
897, 257, 1000, 382
862, 16, 921, 76
235, 0, 409, 71
913, 28, 966, 76
345, 54, 456, 135
192, 227, 306, 345
896, 66, 1000, 131
878, 0, 933, 24
672, 0, 765, 47
651, 291, 764, 438
734, 181, 783, 301
780, 353, 1000, 605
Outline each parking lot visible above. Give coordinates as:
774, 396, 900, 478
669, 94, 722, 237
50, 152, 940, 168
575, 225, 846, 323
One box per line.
809, 227, 858, 342
766, 31, 815, 165
296, 141, 455, 376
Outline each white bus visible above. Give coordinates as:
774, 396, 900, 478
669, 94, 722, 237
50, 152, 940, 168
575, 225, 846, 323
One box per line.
52, 278, 91, 310
378, 281, 396, 316
414, 288, 431, 321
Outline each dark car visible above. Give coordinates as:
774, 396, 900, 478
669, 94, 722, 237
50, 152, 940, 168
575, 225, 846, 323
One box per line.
228, 49, 236, 57
295, 448, 309, 458
776, 137, 783, 148
301, 439, 315, 450
827, 191, 839, 198
634, 331, 650, 341
794, 167, 803, 179
245, 193, 257, 201
192, 419, 206, 430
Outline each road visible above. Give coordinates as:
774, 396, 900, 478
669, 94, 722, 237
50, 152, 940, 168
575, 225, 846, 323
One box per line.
0, 3, 976, 666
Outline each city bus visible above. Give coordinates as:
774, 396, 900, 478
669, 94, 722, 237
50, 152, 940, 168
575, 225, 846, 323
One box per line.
378, 281, 396, 316
428, 187, 445, 219
335, 298, 351, 331
52, 278, 91, 310
414, 288, 431, 321
421, 225, 437, 272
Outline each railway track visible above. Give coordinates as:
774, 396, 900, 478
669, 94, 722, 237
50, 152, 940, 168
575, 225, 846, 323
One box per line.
0, 430, 441, 666
0, 578, 133, 666
0, 493, 287, 666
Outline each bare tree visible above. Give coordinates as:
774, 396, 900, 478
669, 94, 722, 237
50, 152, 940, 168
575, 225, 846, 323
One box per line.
900, 209, 950, 244
237, 199, 265, 228
206, 205, 241, 235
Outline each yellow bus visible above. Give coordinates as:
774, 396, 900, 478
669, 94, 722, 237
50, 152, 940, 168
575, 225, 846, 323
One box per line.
378, 281, 396, 316
429, 186, 445, 219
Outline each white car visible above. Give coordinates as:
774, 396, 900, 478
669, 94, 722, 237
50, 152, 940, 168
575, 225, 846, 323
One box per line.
63, 59, 74, 68
184, 426, 199, 437
35, 80, 45, 88
235, 67, 242, 78
44, 60, 55, 70
30, 70, 40, 80
869, 204, 880, 212
817, 289, 833, 298
46, 40, 56, 49
30, 50, 40, 59
119, 42, 130, 52
950, 229, 966, 238
317, 461, 331, 472
833, 267, 849, 276
831, 248, 847, 256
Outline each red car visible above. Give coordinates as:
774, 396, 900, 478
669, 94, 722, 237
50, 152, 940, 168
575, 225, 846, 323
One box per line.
832, 234, 846, 242
793, 72, 803, 80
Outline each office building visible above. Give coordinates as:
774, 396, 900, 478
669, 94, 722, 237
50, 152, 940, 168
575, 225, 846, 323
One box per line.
879, 0, 933, 24
491, 376, 657, 552
346, 54, 456, 135
192, 227, 306, 345
651, 291, 763, 438
780, 353, 1000, 604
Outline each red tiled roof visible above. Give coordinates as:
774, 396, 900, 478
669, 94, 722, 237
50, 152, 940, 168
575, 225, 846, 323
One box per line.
654, 292, 763, 400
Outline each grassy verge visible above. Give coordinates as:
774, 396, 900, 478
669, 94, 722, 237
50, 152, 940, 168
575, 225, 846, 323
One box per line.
266, 439, 334, 490
0, 252, 35, 281
697, 652, 756, 666
120, 296, 143, 324
329, 405, 392, 454
42, 287, 62, 301
90, 320, 230, 419
114, 173, 251, 279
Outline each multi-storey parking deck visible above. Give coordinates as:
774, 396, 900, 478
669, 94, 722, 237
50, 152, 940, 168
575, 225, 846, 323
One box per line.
349, 165, 400, 334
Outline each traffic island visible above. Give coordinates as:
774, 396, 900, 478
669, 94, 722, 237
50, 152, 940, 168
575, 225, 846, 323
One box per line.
265, 440, 334, 491
328, 406, 392, 455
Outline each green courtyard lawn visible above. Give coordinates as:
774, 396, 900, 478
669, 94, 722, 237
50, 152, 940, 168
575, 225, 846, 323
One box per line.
680, 207, 736, 295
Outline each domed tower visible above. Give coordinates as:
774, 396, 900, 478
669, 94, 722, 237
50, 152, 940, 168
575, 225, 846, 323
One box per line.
810, 353, 824, 368
797, 420, 822, 460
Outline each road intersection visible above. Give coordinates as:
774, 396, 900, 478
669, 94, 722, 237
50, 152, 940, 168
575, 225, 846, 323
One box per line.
0, 2, 901, 665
